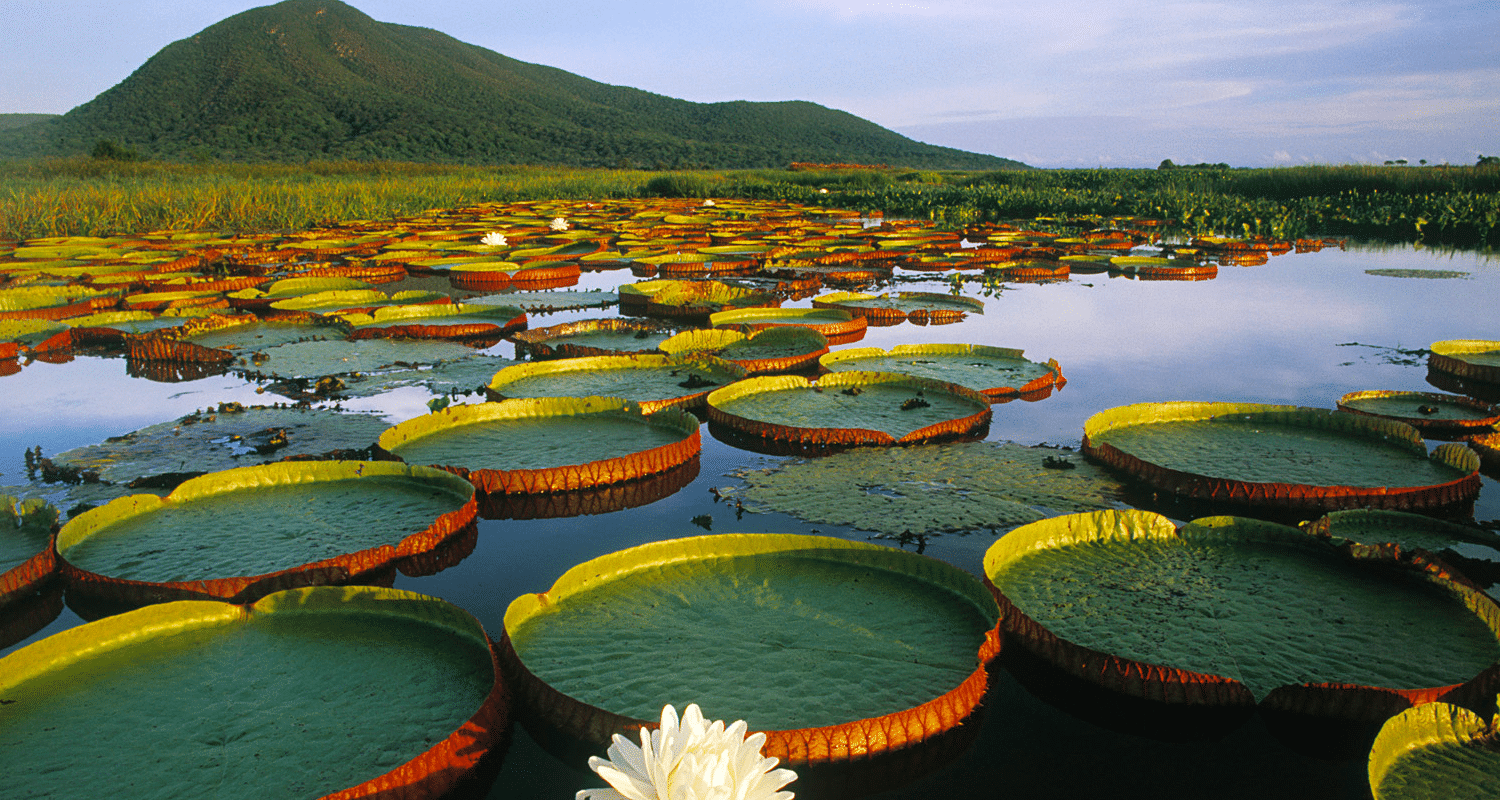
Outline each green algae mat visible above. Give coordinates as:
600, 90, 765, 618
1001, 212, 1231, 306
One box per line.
725, 442, 1126, 537
1082, 402, 1481, 512
56, 461, 476, 603
52, 406, 393, 484
503, 533, 999, 766
379, 398, 700, 494
0, 586, 505, 799
984, 510, 1500, 709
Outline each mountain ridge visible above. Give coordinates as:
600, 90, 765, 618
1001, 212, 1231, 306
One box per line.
0, 0, 1024, 169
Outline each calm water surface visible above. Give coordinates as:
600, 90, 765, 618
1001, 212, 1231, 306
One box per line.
2, 241, 1497, 799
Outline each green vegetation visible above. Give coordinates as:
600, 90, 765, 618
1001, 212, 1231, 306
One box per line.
0, 0, 1013, 172
5, 160, 1495, 247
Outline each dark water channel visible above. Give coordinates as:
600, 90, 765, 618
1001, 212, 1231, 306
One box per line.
2, 241, 1497, 799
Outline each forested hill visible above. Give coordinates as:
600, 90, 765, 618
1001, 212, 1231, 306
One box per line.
0, 0, 1024, 169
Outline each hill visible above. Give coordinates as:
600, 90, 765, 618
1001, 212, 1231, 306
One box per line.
0, 0, 1023, 170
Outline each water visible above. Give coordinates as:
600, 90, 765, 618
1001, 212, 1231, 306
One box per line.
2, 241, 1498, 799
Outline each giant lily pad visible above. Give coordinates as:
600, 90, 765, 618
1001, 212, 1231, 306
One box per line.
343, 303, 526, 340
812, 291, 984, 325
1367, 699, 1500, 799
0, 586, 508, 799
709, 307, 868, 338
1337, 390, 1499, 438
659, 326, 829, 375
1305, 508, 1500, 586
706, 372, 991, 447
378, 397, 701, 495
511, 318, 680, 360
241, 337, 479, 379
486, 353, 746, 413
1430, 340, 1500, 385
501, 533, 1000, 773
984, 510, 1500, 719
724, 442, 1126, 538
1081, 402, 1482, 513
1, 495, 58, 609
52, 405, 393, 485
179, 316, 347, 354
619, 280, 779, 319
55, 460, 478, 605
821, 344, 1065, 401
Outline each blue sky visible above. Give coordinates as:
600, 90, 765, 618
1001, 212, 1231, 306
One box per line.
4, 0, 1497, 167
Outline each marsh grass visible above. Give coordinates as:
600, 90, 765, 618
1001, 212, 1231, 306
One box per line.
3, 159, 1496, 246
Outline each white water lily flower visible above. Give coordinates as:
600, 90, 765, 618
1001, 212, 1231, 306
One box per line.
480, 232, 507, 247
702, 199, 716, 207
550, 216, 570, 231
578, 703, 796, 800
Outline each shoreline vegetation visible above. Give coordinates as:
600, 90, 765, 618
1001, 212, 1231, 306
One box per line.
2, 158, 1497, 247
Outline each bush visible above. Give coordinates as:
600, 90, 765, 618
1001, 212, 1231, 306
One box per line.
643, 173, 711, 198
90, 139, 142, 162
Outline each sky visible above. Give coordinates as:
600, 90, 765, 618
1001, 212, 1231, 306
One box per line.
3, 0, 1497, 168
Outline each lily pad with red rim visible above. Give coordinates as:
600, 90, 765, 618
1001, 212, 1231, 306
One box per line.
1367, 697, 1500, 799
378, 397, 701, 495
1429, 340, 1500, 386
983, 509, 1500, 724
486, 353, 746, 413
821, 344, 1065, 402
55, 460, 478, 606
706, 371, 991, 448
1337, 390, 1499, 438
1081, 402, 1481, 514
500, 533, 1000, 793
0, 585, 508, 799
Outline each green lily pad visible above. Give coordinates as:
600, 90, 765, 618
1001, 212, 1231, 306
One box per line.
1429, 340, 1500, 386
267, 289, 450, 315
62, 310, 207, 336
1368, 700, 1500, 799
183, 318, 347, 353
725, 442, 1126, 537
0, 319, 70, 349
985, 510, 1500, 703
342, 303, 526, 340
812, 291, 984, 324
660, 326, 829, 375
52, 406, 393, 484
0, 586, 505, 799
1082, 402, 1481, 512
821, 344, 1064, 400
619, 279, 778, 318
467, 290, 618, 313
1338, 390, 1499, 437
503, 533, 999, 766
706, 372, 991, 446
380, 397, 700, 494
56, 461, 476, 601
710, 307, 867, 338
1, 495, 57, 574
1307, 509, 1500, 584
243, 338, 479, 379
487, 353, 746, 413
511, 318, 680, 360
